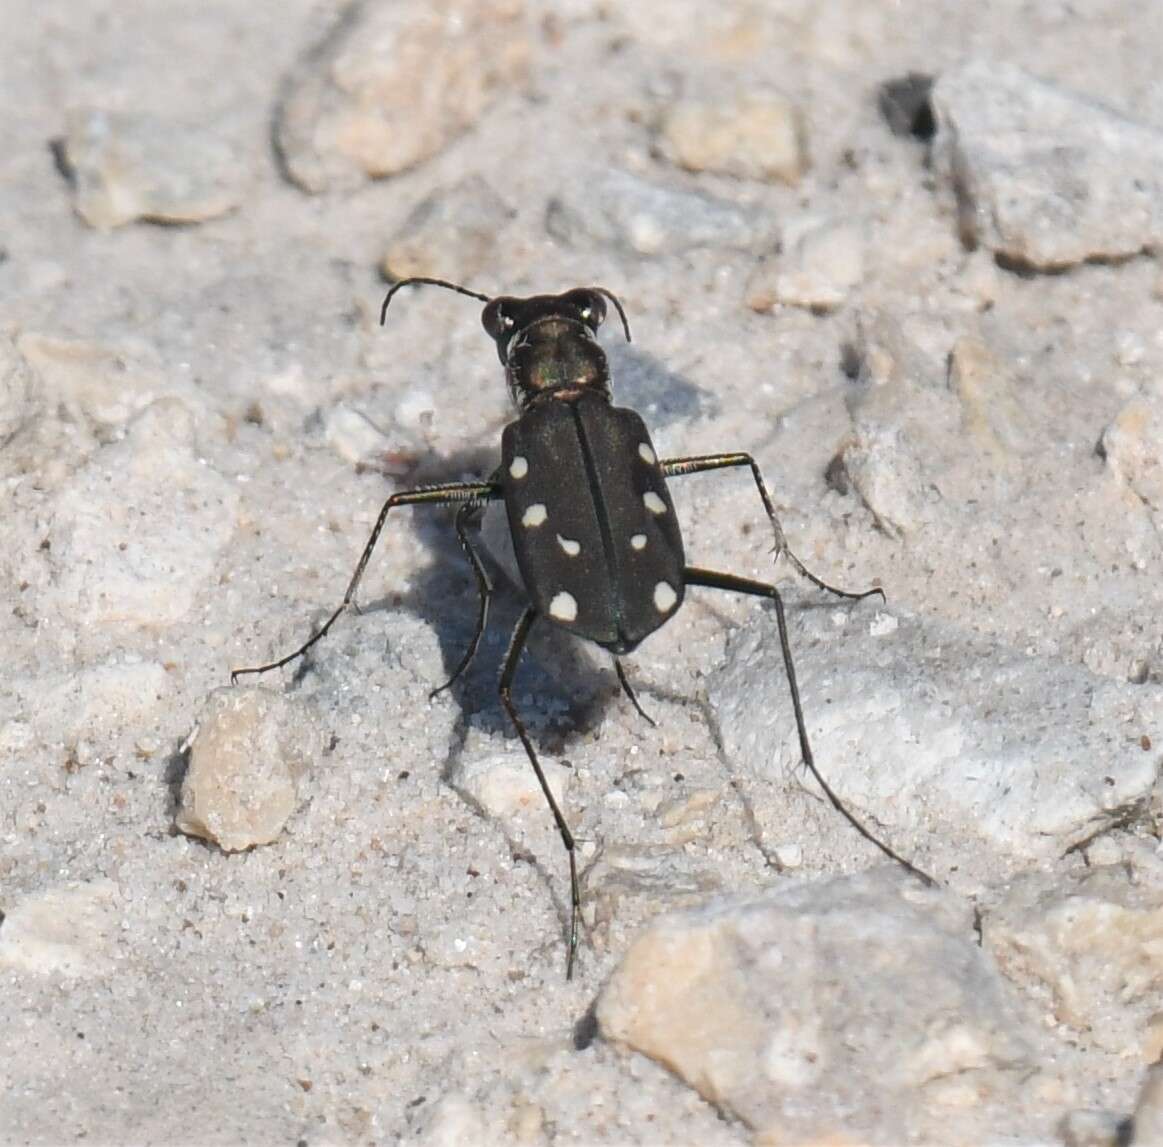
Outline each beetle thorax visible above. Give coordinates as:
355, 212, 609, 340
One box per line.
506, 319, 611, 409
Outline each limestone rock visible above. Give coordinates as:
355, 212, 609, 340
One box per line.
598, 869, 1043, 1144
708, 607, 1161, 874
546, 167, 777, 257
746, 219, 864, 314
380, 176, 513, 284
58, 108, 248, 229
656, 90, 806, 185
40, 398, 238, 627
0, 881, 119, 977
275, 0, 529, 192
932, 61, 1163, 270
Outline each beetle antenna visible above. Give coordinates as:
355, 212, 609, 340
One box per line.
380, 277, 492, 325
592, 287, 632, 343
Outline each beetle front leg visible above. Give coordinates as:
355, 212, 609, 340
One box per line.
232, 480, 499, 681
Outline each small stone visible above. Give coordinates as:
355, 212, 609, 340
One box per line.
597, 870, 1036, 1144
274, 0, 529, 193
0, 881, 119, 977
772, 842, 802, 868
324, 402, 393, 466
17, 332, 164, 431
828, 422, 926, 537
1059, 1108, 1126, 1147
947, 334, 1029, 459
1099, 393, 1163, 512
0, 330, 35, 446
658, 789, 721, 844
1132, 1060, 1163, 1145
546, 167, 777, 257
746, 220, 864, 314
415, 1094, 489, 1147
987, 869, 1163, 1051
381, 176, 514, 283
58, 108, 248, 229
931, 61, 1163, 270
176, 688, 321, 852
1143, 1012, 1163, 1063
656, 91, 806, 185
456, 753, 569, 822
826, 313, 954, 536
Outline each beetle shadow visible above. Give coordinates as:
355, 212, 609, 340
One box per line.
604, 344, 720, 430
349, 444, 634, 765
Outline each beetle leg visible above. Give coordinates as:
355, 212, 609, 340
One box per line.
232, 481, 499, 681
661, 454, 884, 604
684, 565, 935, 889
498, 607, 581, 979
613, 659, 656, 728
429, 499, 494, 698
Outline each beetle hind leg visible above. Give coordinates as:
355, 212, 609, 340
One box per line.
498, 607, 582, 979
614, 659, 657, 728
684, 565, 934, 889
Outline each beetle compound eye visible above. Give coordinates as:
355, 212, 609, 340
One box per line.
563, 289, 605, 330
482, 298, 516, 340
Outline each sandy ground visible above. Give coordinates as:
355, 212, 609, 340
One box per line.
2, 2, 1163, 1144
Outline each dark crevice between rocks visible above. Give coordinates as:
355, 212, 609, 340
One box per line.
994, 246, 1154, 278
572, 1002, 598, 1050
878, 73, 936, 141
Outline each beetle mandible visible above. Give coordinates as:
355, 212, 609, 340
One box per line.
233, 278, 934, 978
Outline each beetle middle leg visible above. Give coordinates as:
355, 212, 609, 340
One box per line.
684, 565, 935, 889
232, 480, 499, 681
498, 607, 582, 979
429, 498, 494, 698
661, 453, 884, 603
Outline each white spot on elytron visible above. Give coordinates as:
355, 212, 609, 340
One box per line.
654, 581, 677, 613
630, 533, 647, 550
522, 503, 547, 527
549, 591, 578, 622
643, 491, 666, 514
557, 534, 581, 556
638, 442, 657, 465
509, 456, 528, 479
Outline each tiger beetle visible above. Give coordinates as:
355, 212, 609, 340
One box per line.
233, 277, 935, 978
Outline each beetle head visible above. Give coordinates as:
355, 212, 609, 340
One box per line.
380, 279, 632, 412
483, 289, 627, 410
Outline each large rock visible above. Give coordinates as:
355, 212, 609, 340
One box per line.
275, 0, 528, 192
598, 869, 1049, 1144
708, 606, 1160, 873
932, 61, 1163, 270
